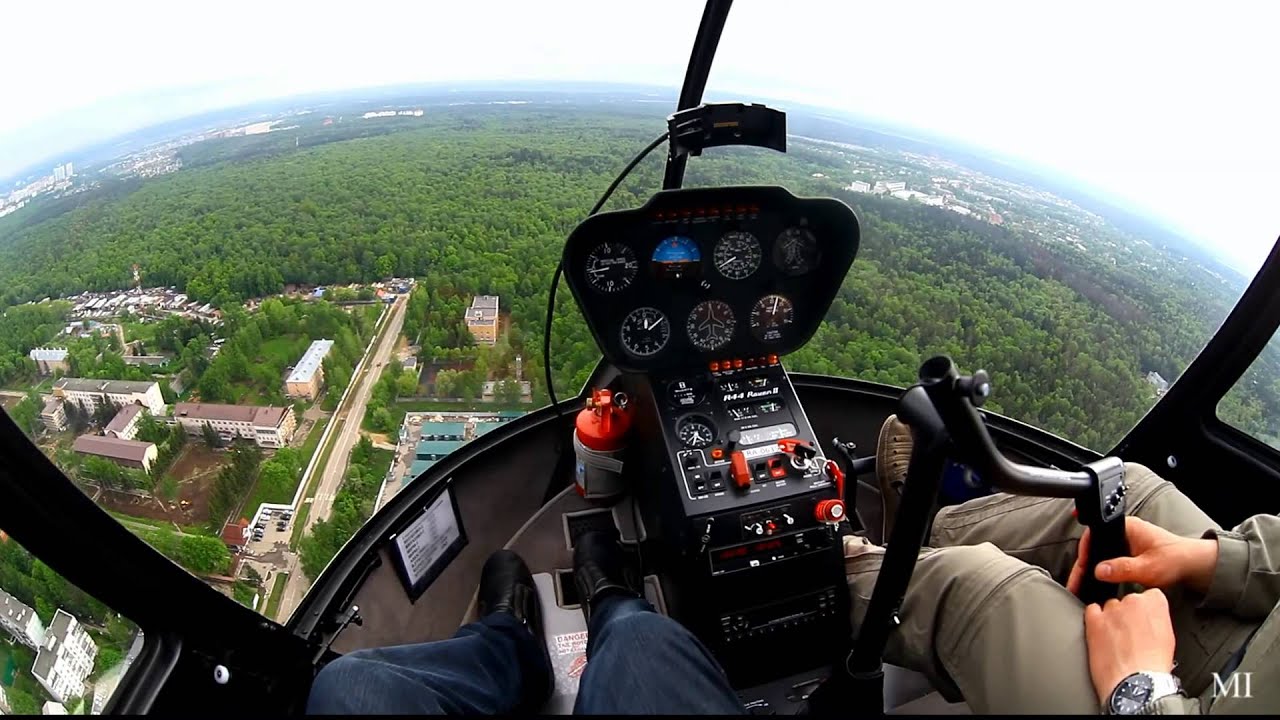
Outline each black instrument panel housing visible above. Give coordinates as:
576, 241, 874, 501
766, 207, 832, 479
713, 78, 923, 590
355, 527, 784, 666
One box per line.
562, 186, 861, 372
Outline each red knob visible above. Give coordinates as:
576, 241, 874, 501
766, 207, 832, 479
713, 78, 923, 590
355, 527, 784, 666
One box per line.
730, 451, 752, 490
815, 499, 846, 524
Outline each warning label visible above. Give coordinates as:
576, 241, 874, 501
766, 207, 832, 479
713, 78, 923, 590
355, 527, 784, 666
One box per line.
553, 630, 589, 656
547, 630, 589, 696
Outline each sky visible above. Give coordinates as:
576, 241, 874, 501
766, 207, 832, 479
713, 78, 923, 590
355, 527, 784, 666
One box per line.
2, 0, 1277, 274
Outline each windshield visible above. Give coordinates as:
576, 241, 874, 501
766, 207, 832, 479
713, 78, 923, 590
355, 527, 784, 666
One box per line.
1, 1, 1277, 665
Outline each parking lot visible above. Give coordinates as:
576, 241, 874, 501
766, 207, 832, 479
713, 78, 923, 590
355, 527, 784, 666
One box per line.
244, 508, 294, 556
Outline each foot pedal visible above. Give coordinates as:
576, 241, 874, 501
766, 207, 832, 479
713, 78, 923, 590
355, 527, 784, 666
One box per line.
554, 569, 582, 608
563, 509, 618, 550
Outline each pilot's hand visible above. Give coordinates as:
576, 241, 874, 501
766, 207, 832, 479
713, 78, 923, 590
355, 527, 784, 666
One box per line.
1066, 516, 1218, 596
1083, 589, 1176, 706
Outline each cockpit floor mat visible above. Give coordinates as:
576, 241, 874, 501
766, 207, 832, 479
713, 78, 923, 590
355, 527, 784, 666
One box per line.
536, 572, 670, 715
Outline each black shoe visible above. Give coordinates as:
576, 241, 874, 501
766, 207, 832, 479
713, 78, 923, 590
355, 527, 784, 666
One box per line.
573, 531, 640, 621
478, 549, 552, 711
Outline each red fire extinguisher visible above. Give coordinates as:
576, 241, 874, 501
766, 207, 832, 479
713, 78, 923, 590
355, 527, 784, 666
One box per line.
573, 388, 631, 502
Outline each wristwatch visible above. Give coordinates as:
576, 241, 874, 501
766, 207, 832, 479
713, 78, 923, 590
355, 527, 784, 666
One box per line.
1107, 671, 1183, 714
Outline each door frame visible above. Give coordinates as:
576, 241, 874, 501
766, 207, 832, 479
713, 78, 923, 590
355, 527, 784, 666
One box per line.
0, 412, 314, 712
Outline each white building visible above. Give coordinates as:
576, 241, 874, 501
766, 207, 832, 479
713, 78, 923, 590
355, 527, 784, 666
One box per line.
29, 348, 69, 375
1, 587, 46, 648
285, 339, 334, 400
884, 181, 906, 192
104, 404, 144, 440
1, 684, 10, 714
42, 701, 67, 715
41, 396, 67, 432
172, 403, 297, 448
1146, 371, 1170, 395
846, 180, 870, 193
53, 166, 66, 182
32, 610, 98, 704
52, 378, 165, 416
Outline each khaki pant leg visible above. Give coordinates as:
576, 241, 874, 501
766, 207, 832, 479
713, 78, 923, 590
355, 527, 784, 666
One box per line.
927, 462, 1254, 696
847, 542, 1100, 714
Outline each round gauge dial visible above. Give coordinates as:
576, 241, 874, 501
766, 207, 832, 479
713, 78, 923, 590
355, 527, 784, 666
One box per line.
750, 294, 795, 343
713, 231, 762, 280
585, 242, 639, 293
686, 300, 737, 352
651, 235, 702, 280
677, 415, 716, 449
619, 307, 670, 357
773, 227, 821, 276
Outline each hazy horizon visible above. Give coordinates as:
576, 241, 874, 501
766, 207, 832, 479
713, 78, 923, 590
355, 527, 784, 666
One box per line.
3, 0, 1277, 275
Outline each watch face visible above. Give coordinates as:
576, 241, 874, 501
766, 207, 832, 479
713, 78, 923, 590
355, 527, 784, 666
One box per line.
1110, 674, 1155, 715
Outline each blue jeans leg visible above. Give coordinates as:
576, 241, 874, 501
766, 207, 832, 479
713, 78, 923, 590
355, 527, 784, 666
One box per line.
306, 612, 550, 715
574, 595, 744, 714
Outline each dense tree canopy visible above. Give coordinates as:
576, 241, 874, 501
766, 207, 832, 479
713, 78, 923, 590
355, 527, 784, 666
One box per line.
0, 106, 1275, 452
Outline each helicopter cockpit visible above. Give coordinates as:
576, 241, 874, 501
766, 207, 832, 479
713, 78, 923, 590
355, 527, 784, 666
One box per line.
4, 0, 1279, 716
282, 97, 1144, 712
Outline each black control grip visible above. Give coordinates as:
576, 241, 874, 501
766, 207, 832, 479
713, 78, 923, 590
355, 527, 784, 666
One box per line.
1074, 460, 1130, 605
1078, 515, 1130, 606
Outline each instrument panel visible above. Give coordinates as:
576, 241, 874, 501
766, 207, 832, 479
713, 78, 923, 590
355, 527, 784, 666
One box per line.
562, 186, 861, 372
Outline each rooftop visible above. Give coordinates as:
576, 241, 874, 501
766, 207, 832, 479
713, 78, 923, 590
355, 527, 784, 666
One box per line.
72, 435, 155, 463
32, 610, 77, 682
1, 587, 36, 627
466, 295, 499, 322
29, 347, 68, 361
420, 422, 466, 439
173, 403, 288, 428
286, 339, 334, 385
404, 458, 438, 484
415, 439, 464, 459
55, 377, 158, 395
221, 519, 249, 547
474, 421, 504, 437
104, 404, 143, 434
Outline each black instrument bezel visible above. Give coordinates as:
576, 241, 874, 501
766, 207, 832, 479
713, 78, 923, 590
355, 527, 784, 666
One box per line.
562, 186, 861, 373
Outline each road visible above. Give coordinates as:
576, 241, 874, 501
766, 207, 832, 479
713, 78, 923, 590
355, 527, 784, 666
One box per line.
275, 294, 407, 622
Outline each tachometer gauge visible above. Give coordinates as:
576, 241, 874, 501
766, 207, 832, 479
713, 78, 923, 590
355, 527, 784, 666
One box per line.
773, 227, 820, 276
750, 294, 795, 343
713, 231, 762, 280
686, 300, 736, 352
620, 307, 670, 357
585, 242, 638, 293
677, 415, 716, 449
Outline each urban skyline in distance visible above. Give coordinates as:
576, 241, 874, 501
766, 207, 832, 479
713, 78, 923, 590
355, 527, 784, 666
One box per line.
0, 81, 1261, 282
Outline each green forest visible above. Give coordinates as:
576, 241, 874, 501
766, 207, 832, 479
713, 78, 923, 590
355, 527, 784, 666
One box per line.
0, 105, 1275, 453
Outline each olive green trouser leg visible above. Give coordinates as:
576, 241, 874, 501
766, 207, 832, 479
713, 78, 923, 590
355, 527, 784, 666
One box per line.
846, 462, 1257, 713
847, 540, 1101, 714
928, 462, 1256, 698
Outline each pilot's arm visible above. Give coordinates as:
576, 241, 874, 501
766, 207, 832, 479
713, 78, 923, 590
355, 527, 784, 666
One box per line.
1200, 513, 1280, 621
1071, 514, 1280, 714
